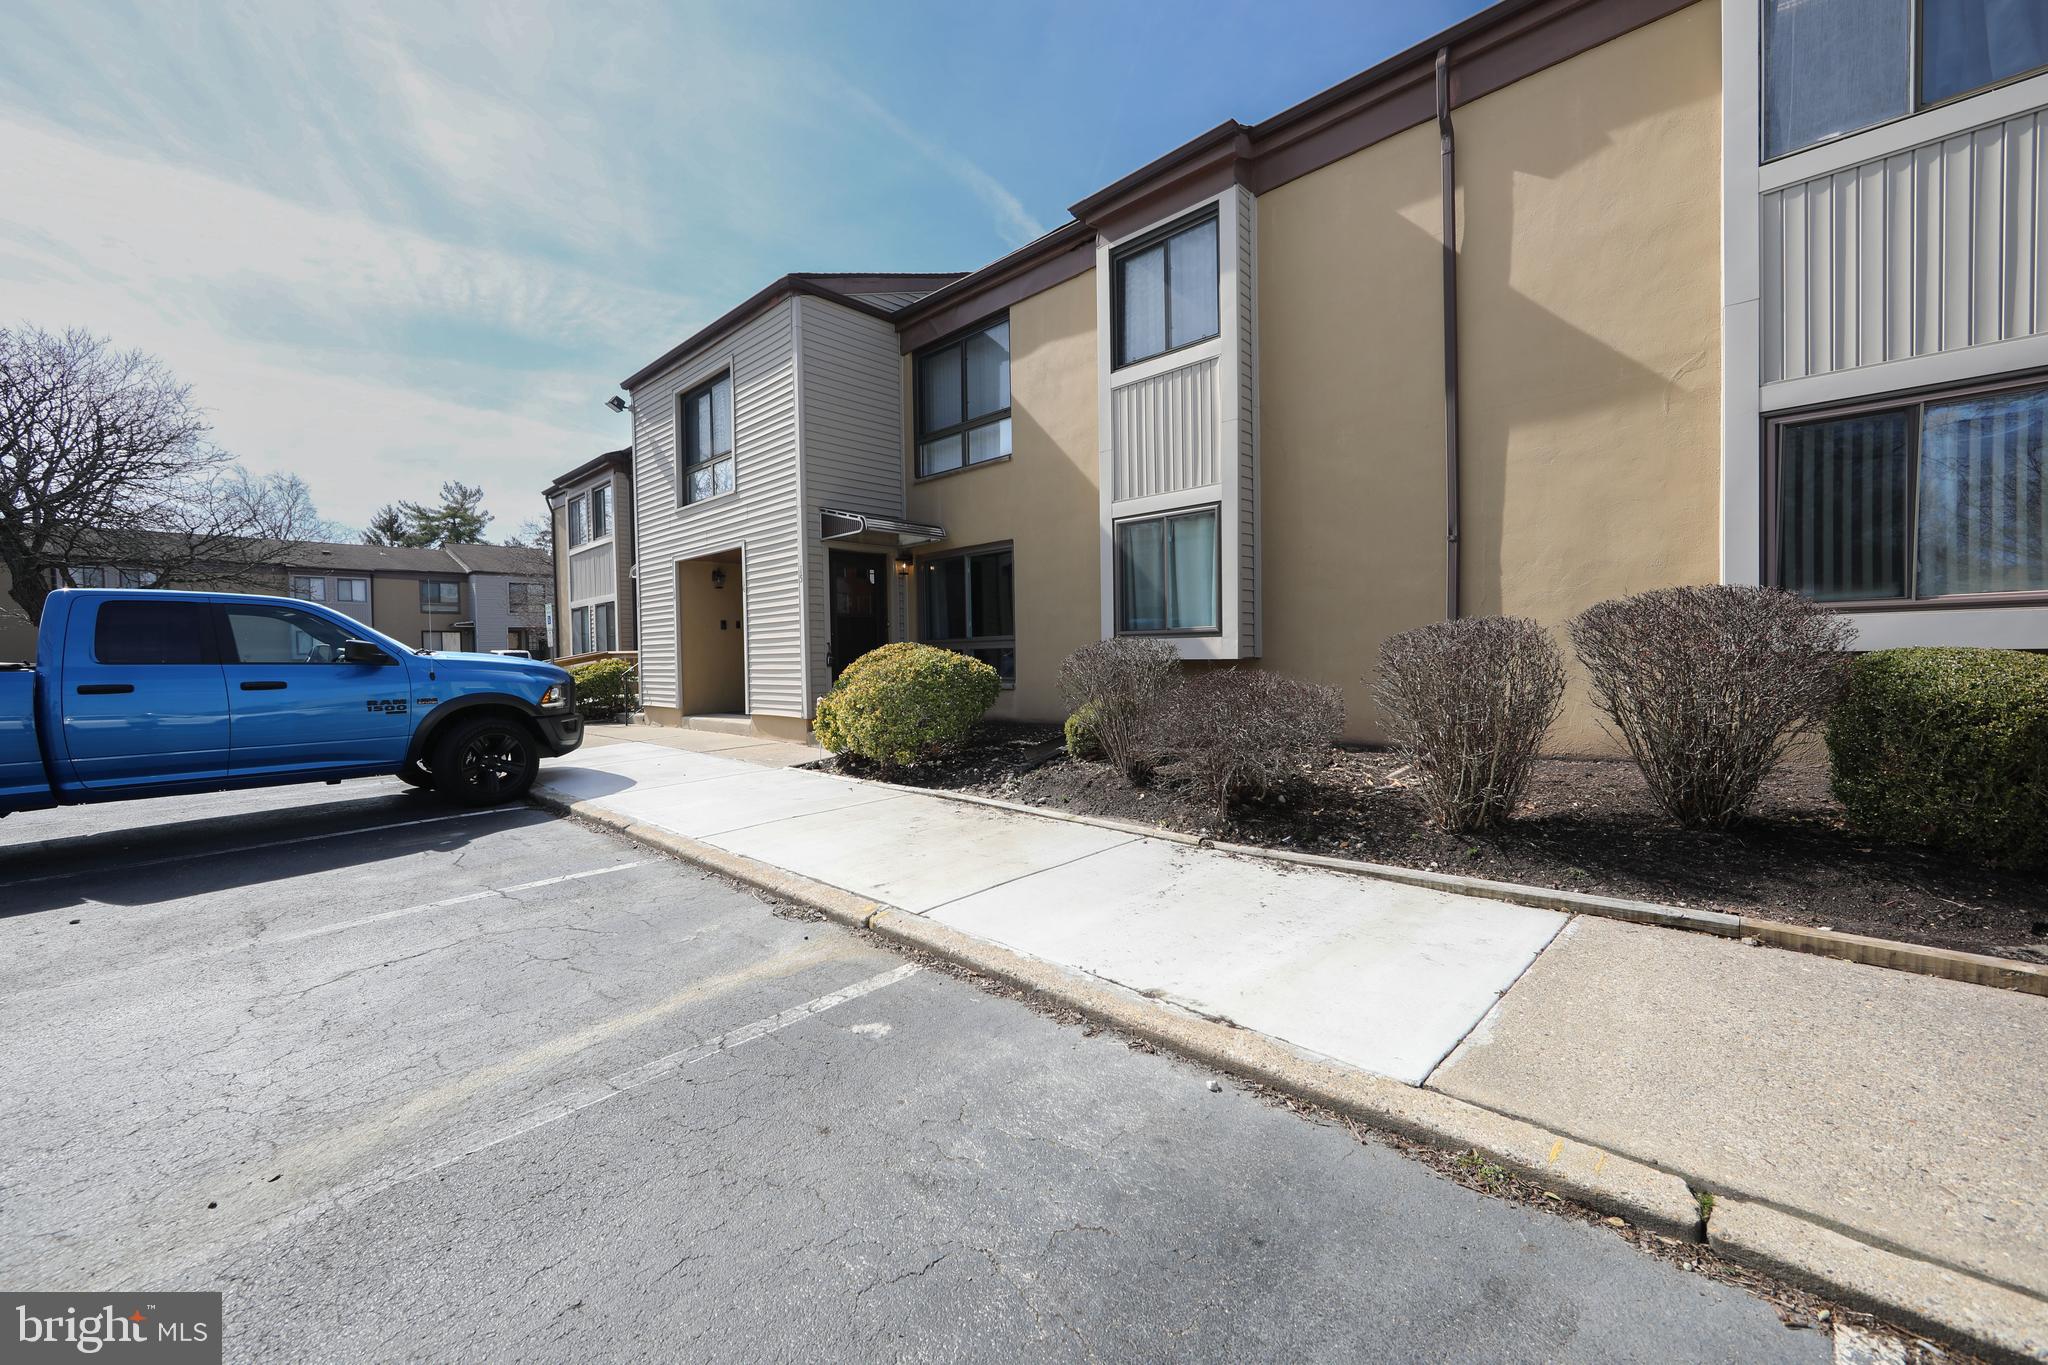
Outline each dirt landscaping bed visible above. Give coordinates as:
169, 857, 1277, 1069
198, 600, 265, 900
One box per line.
831, 722, 2047, 964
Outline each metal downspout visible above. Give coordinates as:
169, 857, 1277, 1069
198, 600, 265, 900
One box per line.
1436, 46, 1461, 621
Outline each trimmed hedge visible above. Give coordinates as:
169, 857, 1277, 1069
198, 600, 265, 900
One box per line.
814, 642, 1000, 768
1826, 647, 2048, 868
570, 657, 636, 720
1063, 702, 1103, 762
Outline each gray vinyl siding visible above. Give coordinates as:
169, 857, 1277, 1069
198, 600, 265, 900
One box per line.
797, 295, 910, 704
629, 298, 807, 716
1236, 183, 1259, 657
471, 574, 513, 651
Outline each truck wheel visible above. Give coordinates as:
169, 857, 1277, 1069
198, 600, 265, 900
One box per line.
431, 715, 539, 806
397, 759, 435, 789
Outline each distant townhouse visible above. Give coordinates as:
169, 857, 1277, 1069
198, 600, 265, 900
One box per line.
613, 0, 2048, 748
0, 539, 553, 661
543, 447, 636, 661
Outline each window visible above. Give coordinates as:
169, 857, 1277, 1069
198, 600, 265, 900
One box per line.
916, 319, 1012, 477
681, 372, 735, 504
571, 606, 589, 655
421, 630, 465, 652
1115, 507, 1220, 633
1763, 0, 2048, 160
289, 575, 326, 602
93, 600, 210, 665
919, 546, 1014, 683
509, 580, 544, 613
590, 483, 611, 538
1113, 212, 1220, 368
337, 577, 370, 604
568, 496, 588, 548
1770, 377, 2048, 602
222, 604, 356, 664
570, 603, 614, 654
420, 580, 461, 612
68, 566, 109, 588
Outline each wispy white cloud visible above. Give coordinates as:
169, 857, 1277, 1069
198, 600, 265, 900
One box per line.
831, 82, 1048, 248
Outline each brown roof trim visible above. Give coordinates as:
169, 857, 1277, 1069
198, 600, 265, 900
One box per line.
621, 273, 966, 390
894, 222, 1097, 354
543, 446, 632, 499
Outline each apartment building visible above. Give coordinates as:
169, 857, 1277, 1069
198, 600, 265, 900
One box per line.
0, 540, 553, 661
620, 0, 2048, 747
544, 448, 637, 660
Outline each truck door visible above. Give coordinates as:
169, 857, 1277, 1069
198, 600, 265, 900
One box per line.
216, 602, 412, 774
62, 597, 232, 791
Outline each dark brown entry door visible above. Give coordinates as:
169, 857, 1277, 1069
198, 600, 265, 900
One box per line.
828, 550, 889, 679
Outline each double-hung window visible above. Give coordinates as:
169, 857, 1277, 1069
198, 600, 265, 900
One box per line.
916, 318, 1011, 477
337, 577, 369, 604
1763, 0, 2048, 159
570, 603, 615, 654
1112, 211, 1220, 368
568, 496, 588, 547
919, 545, 1015, 683
1770, 376, 2048, 603
420, 580, 461, 613
1115, 507, 1220, 634
590, 484, 611, 538
681, 372, 735, 505
289, 575, 326, 602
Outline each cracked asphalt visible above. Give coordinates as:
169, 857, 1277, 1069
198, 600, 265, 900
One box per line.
0, 779, 1827, 1363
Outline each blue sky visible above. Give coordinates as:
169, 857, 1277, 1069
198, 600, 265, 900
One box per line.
1, 0, 1486, 535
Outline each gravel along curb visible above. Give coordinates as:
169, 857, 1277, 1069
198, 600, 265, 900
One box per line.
860, 779, 2048, 998
1707, 1199, 2048, 1363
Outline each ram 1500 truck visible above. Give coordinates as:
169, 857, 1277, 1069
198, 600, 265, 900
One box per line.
1, 589, 582, 817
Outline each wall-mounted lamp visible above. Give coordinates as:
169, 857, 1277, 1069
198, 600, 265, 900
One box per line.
894, 551, 914, 577
711, 567, 727, 590
604, 395, 631, 414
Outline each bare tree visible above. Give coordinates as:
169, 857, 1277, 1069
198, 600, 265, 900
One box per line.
0, 325, 330, 625
508, 515, 553, 556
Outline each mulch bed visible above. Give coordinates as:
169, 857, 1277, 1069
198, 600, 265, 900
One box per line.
829, 722, 2047, 963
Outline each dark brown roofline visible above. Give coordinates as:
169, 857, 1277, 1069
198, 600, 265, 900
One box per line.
621, 273, 965, 391
892, 0, 1694, 340
544, 446, 632, 499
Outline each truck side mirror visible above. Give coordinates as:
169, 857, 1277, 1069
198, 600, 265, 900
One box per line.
342, 639, 394, 666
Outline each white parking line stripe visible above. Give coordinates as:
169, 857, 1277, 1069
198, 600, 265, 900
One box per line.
268, 861, 651, 945
4, 806, 531, 887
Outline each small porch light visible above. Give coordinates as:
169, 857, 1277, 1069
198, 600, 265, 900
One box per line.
894, 551, 914, 577
710, 567, 726, 590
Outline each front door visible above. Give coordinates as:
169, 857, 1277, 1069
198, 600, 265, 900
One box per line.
216, 602, 413, 774
827, 551, 889, 679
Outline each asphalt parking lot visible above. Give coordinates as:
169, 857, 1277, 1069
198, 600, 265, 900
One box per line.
0, 777, 1824, 1362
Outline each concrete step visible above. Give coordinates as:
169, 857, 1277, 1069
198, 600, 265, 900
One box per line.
677, 713, 757, 737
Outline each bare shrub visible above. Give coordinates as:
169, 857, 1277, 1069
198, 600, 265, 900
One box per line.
1155, 669, 1344, 826
1057, 637, 1182, 781
1372, 617, 1565, 832
1569, 585, 1854, 828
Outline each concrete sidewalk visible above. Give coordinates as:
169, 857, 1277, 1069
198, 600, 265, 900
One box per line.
535, 741, 2048, 1355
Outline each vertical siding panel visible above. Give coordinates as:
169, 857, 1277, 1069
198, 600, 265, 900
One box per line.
1108, 359, 1221, 499
1887, 151, 1915, 362
1759, 191, 1785, 382
1782, 184, 1808, 380
1972, 123, 2005, 345
1807, 178, 1832, 377
1835, 168, 1858, 370
1942, 134, 1974, 352
1858, 159, 1887, 365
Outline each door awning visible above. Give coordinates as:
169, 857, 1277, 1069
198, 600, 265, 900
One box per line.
819, 510, 946, 546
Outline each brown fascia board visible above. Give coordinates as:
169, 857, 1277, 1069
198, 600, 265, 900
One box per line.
620, 272, 967, 391
892, 0, 1698, 347
543, 447, 632, 499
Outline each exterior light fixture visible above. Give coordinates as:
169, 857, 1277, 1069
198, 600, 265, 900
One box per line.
604, 395, 629, 413
711, 567, 726, 590
894, 552, 914, 577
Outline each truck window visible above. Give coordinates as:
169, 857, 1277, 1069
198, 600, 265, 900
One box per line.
94, 601, 211, 665
222, 604, 356, 665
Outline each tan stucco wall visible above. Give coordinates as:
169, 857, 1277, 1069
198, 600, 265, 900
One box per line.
371, 573, 466, 649
906, 269, 1100, 721
1257, 120, 1449, 744
1257, 0, 1721, 749
1453, 0, 1722, 750
677, 557, 745, 713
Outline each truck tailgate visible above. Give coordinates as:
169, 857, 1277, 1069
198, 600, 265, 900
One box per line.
0, 669, 54, 813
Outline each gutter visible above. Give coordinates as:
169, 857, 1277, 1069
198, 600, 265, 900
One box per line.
1437, 46, 1461, 622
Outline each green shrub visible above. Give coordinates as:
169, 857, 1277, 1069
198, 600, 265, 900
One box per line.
1826, 648, 2048, 868
1064, 702, 1104, 761
814, 642, 1000, 768
570, 657, 636, 720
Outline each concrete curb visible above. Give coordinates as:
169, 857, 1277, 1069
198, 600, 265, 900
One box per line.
532, 781, 2048, 1360
1707, 1199, 2048, 1363
857, 777, 2048, 998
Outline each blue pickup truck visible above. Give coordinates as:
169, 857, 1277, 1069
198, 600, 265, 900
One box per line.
1, 589, 581, 817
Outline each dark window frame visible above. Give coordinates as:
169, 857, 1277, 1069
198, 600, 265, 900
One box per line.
1110, 207, 1221, 371
1763, 370, 2048, 609
1113, 504, 1224, 637
913, 314, 1012, 481
590, 482, 612, 539
336, 576, 370, 604
420, 579, 461, 613
679, 370, 736, 507
1764, 0, 2048, 162
916, 541, 1016, 686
